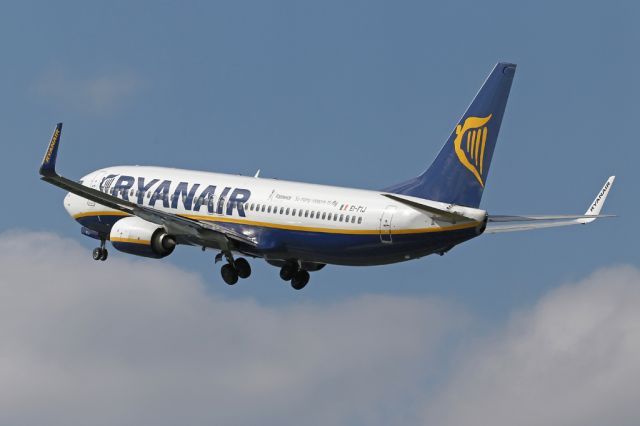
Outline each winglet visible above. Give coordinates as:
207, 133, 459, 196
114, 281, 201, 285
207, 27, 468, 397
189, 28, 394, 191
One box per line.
578, 176, 616, 224
40, 123, 62, 177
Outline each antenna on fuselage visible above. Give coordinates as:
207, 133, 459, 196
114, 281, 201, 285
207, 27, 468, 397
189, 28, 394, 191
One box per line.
254, 169, 261, 178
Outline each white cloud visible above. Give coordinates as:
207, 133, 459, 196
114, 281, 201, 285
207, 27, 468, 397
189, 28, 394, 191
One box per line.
31, 67, 143, 113
2, 231, 639, 426
0, 231, 465, 426
422, 265, 640, 426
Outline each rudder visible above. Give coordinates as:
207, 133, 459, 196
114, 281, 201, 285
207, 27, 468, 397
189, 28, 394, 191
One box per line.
384, 62, 516, 207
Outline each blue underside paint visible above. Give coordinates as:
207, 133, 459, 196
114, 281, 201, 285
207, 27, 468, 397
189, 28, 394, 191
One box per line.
77, 215, 482, 266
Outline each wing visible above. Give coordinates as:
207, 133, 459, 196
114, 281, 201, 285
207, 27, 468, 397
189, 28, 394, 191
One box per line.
485, 176, 616, 234
39, 123, 257, 250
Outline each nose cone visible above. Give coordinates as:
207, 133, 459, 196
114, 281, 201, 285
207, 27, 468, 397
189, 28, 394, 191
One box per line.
63, 192, 83, 219
64, 193, 72, 213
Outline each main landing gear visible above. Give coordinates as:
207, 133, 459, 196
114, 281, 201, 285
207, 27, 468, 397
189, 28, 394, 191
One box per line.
217, 252, 252, 285
215, 254, 312, 290
279, 261, 310, 290
92, 238, 108, 261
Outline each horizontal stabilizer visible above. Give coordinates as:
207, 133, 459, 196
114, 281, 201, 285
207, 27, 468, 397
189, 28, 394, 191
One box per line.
486, 176, 616, 233
489, 214, 615, 222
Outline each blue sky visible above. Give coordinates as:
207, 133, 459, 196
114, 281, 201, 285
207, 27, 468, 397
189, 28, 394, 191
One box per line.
1, 2, 639, 424
2, 1, 637, 307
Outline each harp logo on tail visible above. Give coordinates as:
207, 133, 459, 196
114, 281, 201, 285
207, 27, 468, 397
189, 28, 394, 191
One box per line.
453, 114, 492, 187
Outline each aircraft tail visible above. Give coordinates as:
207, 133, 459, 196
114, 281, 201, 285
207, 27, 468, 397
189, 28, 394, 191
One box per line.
384, 62, 516, 208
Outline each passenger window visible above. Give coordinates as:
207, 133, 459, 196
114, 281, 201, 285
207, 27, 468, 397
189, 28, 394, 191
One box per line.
345, 215, 350, 223
299, 209, 303, 217
146, 192, 151, 199
358, 217, 363, 224
250, 203, 255, 211
322, 212, 326, 220
327, 213, 332, 221
340, 214, 344, 222
279, 207, 284, 214
351, 216, 356, 223
268, 206, 272, 213
304, 210, 309, 218
286, 208, 290, 215
292, 208, 296, 216
310, 211, 314, 219
261, 205, 266, 212
334, 214, 338, 221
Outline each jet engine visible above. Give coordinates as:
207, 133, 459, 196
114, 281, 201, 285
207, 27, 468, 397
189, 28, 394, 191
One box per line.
110, 216, 176, 258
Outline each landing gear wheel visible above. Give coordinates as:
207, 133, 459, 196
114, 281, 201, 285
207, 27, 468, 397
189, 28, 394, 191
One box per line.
291, 270, 310, 290
100, 248, 108, 261
280, 262, 299, 281
234, 258, 251, 279
92, 248, 103, 261
221, 263, 239, 285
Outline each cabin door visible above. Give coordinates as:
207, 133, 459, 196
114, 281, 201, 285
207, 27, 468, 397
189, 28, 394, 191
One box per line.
379, 206, 396, 243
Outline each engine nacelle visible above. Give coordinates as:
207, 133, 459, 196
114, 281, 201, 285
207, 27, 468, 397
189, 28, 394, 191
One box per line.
110, 216, 176, 259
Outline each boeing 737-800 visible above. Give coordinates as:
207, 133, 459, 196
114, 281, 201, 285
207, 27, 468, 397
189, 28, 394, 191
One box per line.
40, 62, 615, 290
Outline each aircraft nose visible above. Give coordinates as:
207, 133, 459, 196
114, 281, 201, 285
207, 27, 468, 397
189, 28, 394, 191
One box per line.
63, 193, 72, 215
63, 192, 82, 219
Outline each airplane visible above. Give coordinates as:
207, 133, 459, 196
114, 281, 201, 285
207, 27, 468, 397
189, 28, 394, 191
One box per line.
39, 62, 615, 290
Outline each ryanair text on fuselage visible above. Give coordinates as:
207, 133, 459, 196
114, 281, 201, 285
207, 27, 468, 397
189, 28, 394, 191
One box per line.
101, 174, 251, 217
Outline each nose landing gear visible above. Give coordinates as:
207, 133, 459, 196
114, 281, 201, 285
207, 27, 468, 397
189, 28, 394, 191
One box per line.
92, 238, 108, 261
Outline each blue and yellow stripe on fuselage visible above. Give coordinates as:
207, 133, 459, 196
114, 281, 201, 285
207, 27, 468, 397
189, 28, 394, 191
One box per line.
74, 212, 483, 266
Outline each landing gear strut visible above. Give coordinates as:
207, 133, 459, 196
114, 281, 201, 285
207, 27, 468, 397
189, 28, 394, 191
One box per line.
92, 238, 108, 261
219, 251, 251, 285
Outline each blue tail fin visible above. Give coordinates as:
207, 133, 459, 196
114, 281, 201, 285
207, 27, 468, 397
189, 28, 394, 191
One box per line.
384, 62, 516, 208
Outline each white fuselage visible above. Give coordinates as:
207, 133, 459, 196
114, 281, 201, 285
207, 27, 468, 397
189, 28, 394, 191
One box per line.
65, 166, 486, 266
